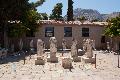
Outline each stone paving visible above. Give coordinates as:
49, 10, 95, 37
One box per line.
0, 51, 120, 80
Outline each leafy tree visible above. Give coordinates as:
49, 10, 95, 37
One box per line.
91, 19, 100, 22
49, 3, 63, 20
0, 0, 31, 47
104, 16, 120, 50
33, 0, 45, 8
67, 0, 74, 21
77, 16, 87, 21
8, 10, 42, 38
0, 0, 45, 47
104, 17, 120, 37
18, 0, 45, 37
22, 10, 43, 37
30, 0, 45, 10
0, 0, 45, 37
41, 13, 48, 20
8, 23, 26, 38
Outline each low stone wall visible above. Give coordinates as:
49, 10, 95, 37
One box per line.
7, 37, 106, 51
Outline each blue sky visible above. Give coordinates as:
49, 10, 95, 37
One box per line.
29, 0, 120, 16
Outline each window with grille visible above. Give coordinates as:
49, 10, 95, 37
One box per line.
64, 27, 72, 37
82, 28, 89, 37
45, 27, 54, 37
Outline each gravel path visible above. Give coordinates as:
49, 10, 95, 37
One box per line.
0, 51, 120, 80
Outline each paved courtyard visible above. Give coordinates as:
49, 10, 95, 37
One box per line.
0, 51, 120, 80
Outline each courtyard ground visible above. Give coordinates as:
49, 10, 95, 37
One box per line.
0, 51, 120, 80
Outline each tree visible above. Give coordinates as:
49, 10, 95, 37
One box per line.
0, 0, 45, 37
49, 3, 63, 20
41, 13, 48, 20
8, 10, 42, 38
30, 0, 45, 10
77, 16, 87, 21
67, 0, 74, 21
91, 19, 100, 22
104, 16, 120, 50
104, 17, 120, 37
0, 0, 31, 47
0, 0, 45, 47
33, 0, 45, 8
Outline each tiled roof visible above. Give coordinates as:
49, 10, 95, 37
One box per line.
37, 20, 108, 26
92, 22, 108, 25
8, 20, 108, 26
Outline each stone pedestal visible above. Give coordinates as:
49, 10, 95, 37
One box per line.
47, 56, 58, 63
81, 56, 95, 63
73, 56, 81, 62
35, 56, 45, 65
62, 58, 73, 69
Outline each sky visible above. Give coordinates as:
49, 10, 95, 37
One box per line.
29, 0, 120, 16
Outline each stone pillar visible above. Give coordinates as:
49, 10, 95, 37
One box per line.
29, 39, 34, 54
71, 38, 78, 57
71, 38, 81, 62
30, 40, 34, 48
107, 42, 110, 52
92, 40, 96, 50
82, 39, 95, 63
83, 39, 86, 51
19, 39, 23, 51
35, 39, 45, 65
47, 37, 58, 63
37, 39, 45, 56
62, 38, 67, 51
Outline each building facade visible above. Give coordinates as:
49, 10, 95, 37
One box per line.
32, 20, 108, 49
1, 20, 120, 51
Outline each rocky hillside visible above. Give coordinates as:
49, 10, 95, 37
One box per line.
64, 8, 120, 21
101, 12, 120, 21
73, 8, 102, 21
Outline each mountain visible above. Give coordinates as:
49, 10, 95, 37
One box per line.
64, 8, 120, 21
101, 12, 120, 21
73, 8, 102, 21
101, 14, 108, 21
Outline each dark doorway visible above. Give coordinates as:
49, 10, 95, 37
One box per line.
101, 36, 106, 43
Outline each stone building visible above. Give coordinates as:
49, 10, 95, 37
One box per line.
1, 20, 120, 51
31, 20, 108, 49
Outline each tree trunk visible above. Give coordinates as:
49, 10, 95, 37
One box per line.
4, 21, 8, 49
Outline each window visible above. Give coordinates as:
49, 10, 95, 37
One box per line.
101, 36, 106, 43
82, 28, 89, 37
64, 27, 72, 37
45, 27, 54, 37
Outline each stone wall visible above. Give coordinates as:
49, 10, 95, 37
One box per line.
35, 24, 105, 49
5, 24, 107, 50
